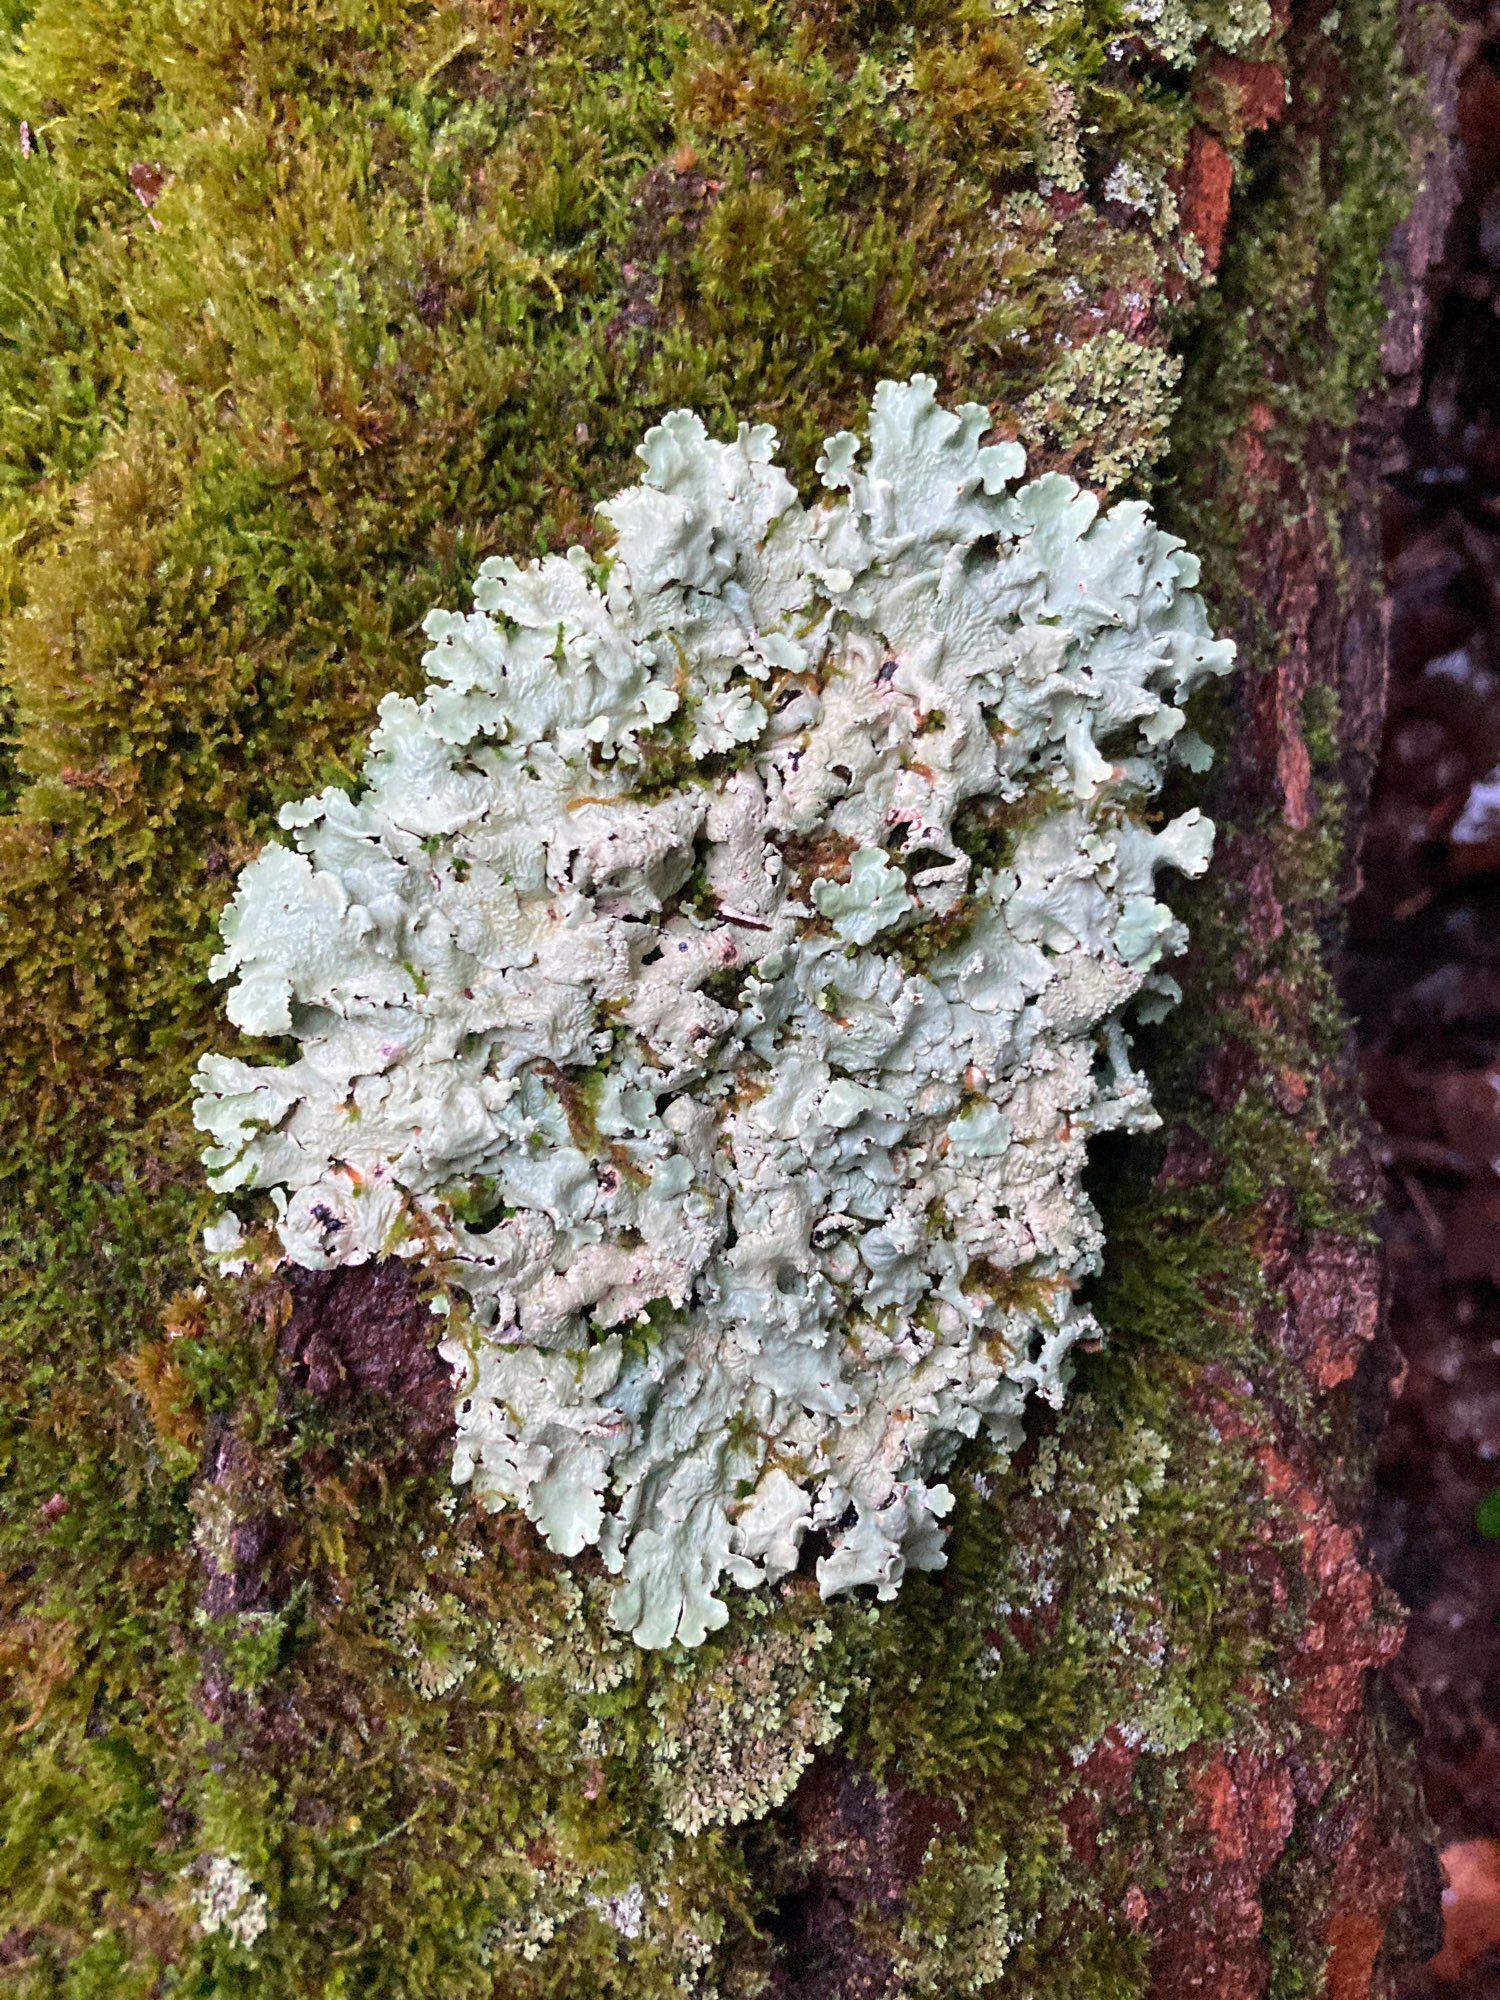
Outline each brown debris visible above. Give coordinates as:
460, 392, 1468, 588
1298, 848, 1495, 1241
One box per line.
1425, 1839, 1500, 1987
605, 161, 722, 347
1181, 129, 1236, 270
1143, 1749, 1297, 1999
1279, 1230, 1384, 1393
1205, 54, 1289, 132
128, 160, 166, 207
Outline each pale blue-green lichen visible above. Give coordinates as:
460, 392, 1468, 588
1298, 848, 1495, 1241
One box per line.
193, 378, 1233, 1651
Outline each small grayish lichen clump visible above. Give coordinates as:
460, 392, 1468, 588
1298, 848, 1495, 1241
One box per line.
193, 377, 1233, 1649
189, 1855, 269, 1952
648, 1613, 854, 1833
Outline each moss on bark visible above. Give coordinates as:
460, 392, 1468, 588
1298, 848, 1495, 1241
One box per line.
0, 0, 1430, 1992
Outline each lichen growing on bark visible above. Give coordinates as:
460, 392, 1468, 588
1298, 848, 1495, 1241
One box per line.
0, 0, 1426, 1987
194, 379, 1231, 1647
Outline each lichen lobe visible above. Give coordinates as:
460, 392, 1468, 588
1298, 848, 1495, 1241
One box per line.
193, 376, 1233, 1649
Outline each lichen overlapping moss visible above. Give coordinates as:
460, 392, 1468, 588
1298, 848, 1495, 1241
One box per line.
0, 0, 1417, 1992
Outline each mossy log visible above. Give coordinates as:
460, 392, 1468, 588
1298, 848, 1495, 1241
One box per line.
0, 0, 1453, 1993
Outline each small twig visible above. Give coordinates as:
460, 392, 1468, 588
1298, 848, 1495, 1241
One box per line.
1395, 1168, 1446, 1253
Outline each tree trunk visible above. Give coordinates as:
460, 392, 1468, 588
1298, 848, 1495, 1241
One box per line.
0, 0, 1455, 1994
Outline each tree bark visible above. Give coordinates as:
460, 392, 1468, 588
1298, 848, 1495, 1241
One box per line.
0, 0, 1458, 1993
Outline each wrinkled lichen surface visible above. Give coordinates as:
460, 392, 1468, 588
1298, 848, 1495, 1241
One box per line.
195, 380, 1229, 1646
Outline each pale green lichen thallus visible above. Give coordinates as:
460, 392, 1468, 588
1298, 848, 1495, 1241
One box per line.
192, 377, 1234, 1650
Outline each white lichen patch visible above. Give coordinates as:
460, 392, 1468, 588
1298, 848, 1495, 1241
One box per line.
1101, 161, 1180, 237
193, 377, 1232, 1650
190, 1855, 269, 1952
587, 1882, 647, 1940
488, 1569, 634, 1696
1037, 84, 1086, 194
1120, 0, 1274, 65
380, 1585, 477, 1699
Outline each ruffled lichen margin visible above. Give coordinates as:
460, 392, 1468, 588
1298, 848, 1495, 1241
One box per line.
0, 0, 1427, 1995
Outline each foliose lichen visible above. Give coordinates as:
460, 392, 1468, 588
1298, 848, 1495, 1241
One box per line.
193, 376, 1233, 1651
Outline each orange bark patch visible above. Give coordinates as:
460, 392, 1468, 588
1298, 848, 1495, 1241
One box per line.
1181, 129, 1235, 271
1430, 1839, 1500, 1984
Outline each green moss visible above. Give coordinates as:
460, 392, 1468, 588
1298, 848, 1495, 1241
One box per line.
1302, 684, 1343, 771
0, 0, 1422, 1988
1261, 1832, 1334, 2000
